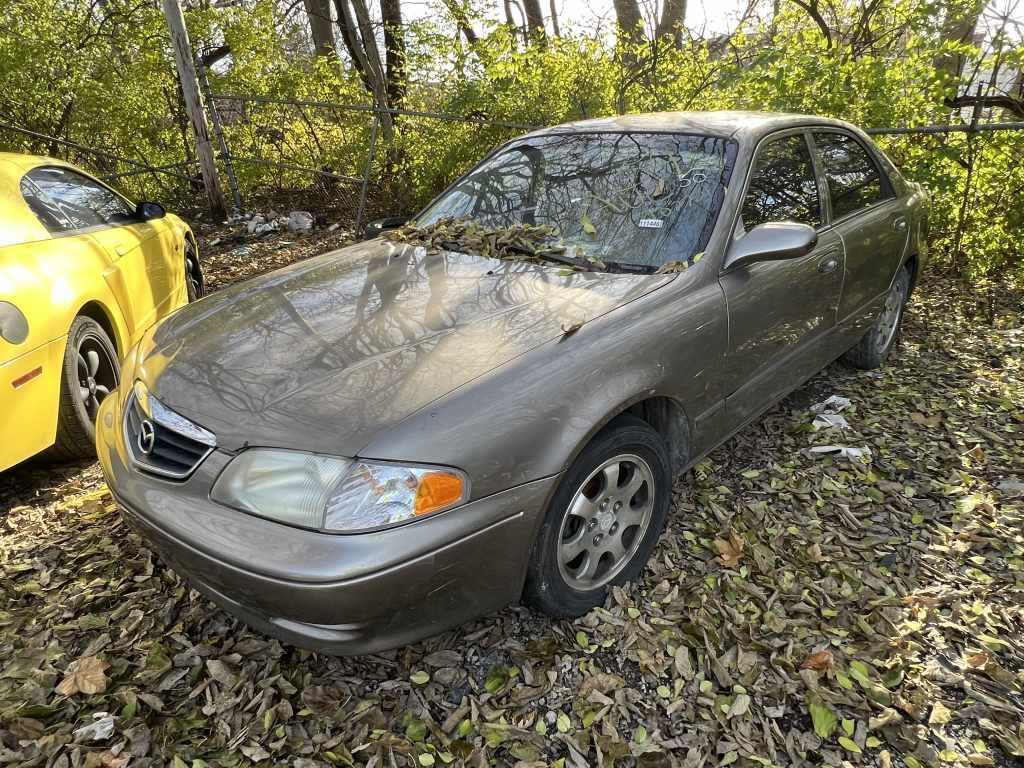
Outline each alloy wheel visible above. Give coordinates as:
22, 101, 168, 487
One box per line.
877, 274, 908, 350
557, 453, 656, 590
76, 334, 117, 421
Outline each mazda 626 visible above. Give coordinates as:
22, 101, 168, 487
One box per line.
97, 111, 927, 654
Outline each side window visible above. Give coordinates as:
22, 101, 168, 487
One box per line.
24, 167, 134, 232
812, 132, 886, 219
741, 134, 821, 230
19, 177, 72, 233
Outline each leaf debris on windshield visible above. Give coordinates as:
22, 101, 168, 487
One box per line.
385, 217, 604, 271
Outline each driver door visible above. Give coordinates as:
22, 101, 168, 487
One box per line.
719, 130, 844, 426
26, 166, 175, 340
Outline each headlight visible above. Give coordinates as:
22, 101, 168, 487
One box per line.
210, 449, 468, 532
0, 301, 29, 344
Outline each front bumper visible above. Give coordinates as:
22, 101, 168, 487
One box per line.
96, 394, 558, 655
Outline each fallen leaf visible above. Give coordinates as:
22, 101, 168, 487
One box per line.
56, 656, 108, 697
801, 650, 834, 675
714, 531, 744, 568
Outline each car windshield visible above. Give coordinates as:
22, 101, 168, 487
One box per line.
418, 131, 737, 271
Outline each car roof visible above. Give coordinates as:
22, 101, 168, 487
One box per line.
0, 151, 61, 172
522, 110, 860, 143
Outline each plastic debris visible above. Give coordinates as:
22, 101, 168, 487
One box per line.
245, 214, 278, 236
809, 445, 872, 462
811, 394, 852, 414
73, 713, 115, 742
287, 211, 314, 232
812, 412, 850, 431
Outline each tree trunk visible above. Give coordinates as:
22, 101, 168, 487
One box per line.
933, 0, 985, 84
161, 0, 226, 220
612, 0, 644, 48
443, 0, 479, 45
380, 0, 405, 105
333, 0, 394, 138
655, 0, 685, 46
548, 0, 560, 36
303, 0, 336, 57
521, 0, 545, 39
504, 0, 529, 46
334, 0, 369, 85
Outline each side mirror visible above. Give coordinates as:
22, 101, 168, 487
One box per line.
363, 215, 409, 239
723, 221, 818, 272
135, 201, 166, 221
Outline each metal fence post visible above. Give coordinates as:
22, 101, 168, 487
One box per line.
197, 60, 243, 215
355, 113, 379, 236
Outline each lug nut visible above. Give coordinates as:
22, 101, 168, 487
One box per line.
588, 519, 598, 530
610, 522, 619, 534
593, 534, 603, 546
614, 501, 623, 512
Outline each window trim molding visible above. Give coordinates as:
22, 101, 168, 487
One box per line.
807, 129, 896, 228
728, 126, 826, 242
20, 164, 140, 237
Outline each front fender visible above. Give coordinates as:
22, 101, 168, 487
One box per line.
358, 278, 726, 501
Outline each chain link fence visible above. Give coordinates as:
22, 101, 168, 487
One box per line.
3, 99, 1024, 262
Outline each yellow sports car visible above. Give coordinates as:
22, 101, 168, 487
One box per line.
0, 153, 202, 471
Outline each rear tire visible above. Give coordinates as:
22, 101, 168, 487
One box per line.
841, 265, 911, 370
185, 238, 203, 302
48, 317, 119, 461
523, 415, 671, 618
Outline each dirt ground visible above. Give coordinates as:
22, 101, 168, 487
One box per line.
1, 224, 1022, 768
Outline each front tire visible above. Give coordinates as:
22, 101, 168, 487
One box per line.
841, 265, 911, 370
49, 317, 119, 461
523, 415, 671, 618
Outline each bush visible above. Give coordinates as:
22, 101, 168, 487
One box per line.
0, 0, 1020, 278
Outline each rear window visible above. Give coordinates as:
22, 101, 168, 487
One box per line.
812, 132, 889, 219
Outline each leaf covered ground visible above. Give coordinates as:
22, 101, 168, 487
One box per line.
1, 232, 1022, 768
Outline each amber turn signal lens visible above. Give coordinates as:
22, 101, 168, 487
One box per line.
414, 471, 464, 516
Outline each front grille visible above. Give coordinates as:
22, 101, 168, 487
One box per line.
124, 392, 216, 479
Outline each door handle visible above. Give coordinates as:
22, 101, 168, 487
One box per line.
817, 255, 839, 274
892, 216, 908, 232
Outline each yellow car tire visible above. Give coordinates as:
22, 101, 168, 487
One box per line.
185, 239, 203, 302
48, 316, 120, 461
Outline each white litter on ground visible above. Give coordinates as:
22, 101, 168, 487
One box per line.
809, 445, 873, 462
811, 394, 852, 414
812, 412, 850, 431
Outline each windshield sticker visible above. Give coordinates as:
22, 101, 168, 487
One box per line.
639, 219, 664, 229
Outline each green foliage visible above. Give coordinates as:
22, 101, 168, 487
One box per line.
0, 0, 1020, 277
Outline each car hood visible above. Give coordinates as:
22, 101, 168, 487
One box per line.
138, 238, 671, 456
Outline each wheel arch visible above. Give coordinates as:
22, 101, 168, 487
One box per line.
569, 393, 692, 479
903, 251, 920, 296
76, 300, 125, 357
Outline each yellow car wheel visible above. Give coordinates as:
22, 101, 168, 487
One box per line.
185, 239, 203, 302
49, 316, 119, 461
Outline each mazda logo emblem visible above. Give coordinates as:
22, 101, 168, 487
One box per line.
138, 420, 156, 455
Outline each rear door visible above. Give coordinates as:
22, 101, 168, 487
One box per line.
719, 130, 845, 426
809, 131, 908, 325
25, 166, 176, 340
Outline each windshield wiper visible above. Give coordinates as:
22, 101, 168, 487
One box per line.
434, 238, 656, 275
601, 261, 657, 274
524, 248, 658, 275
